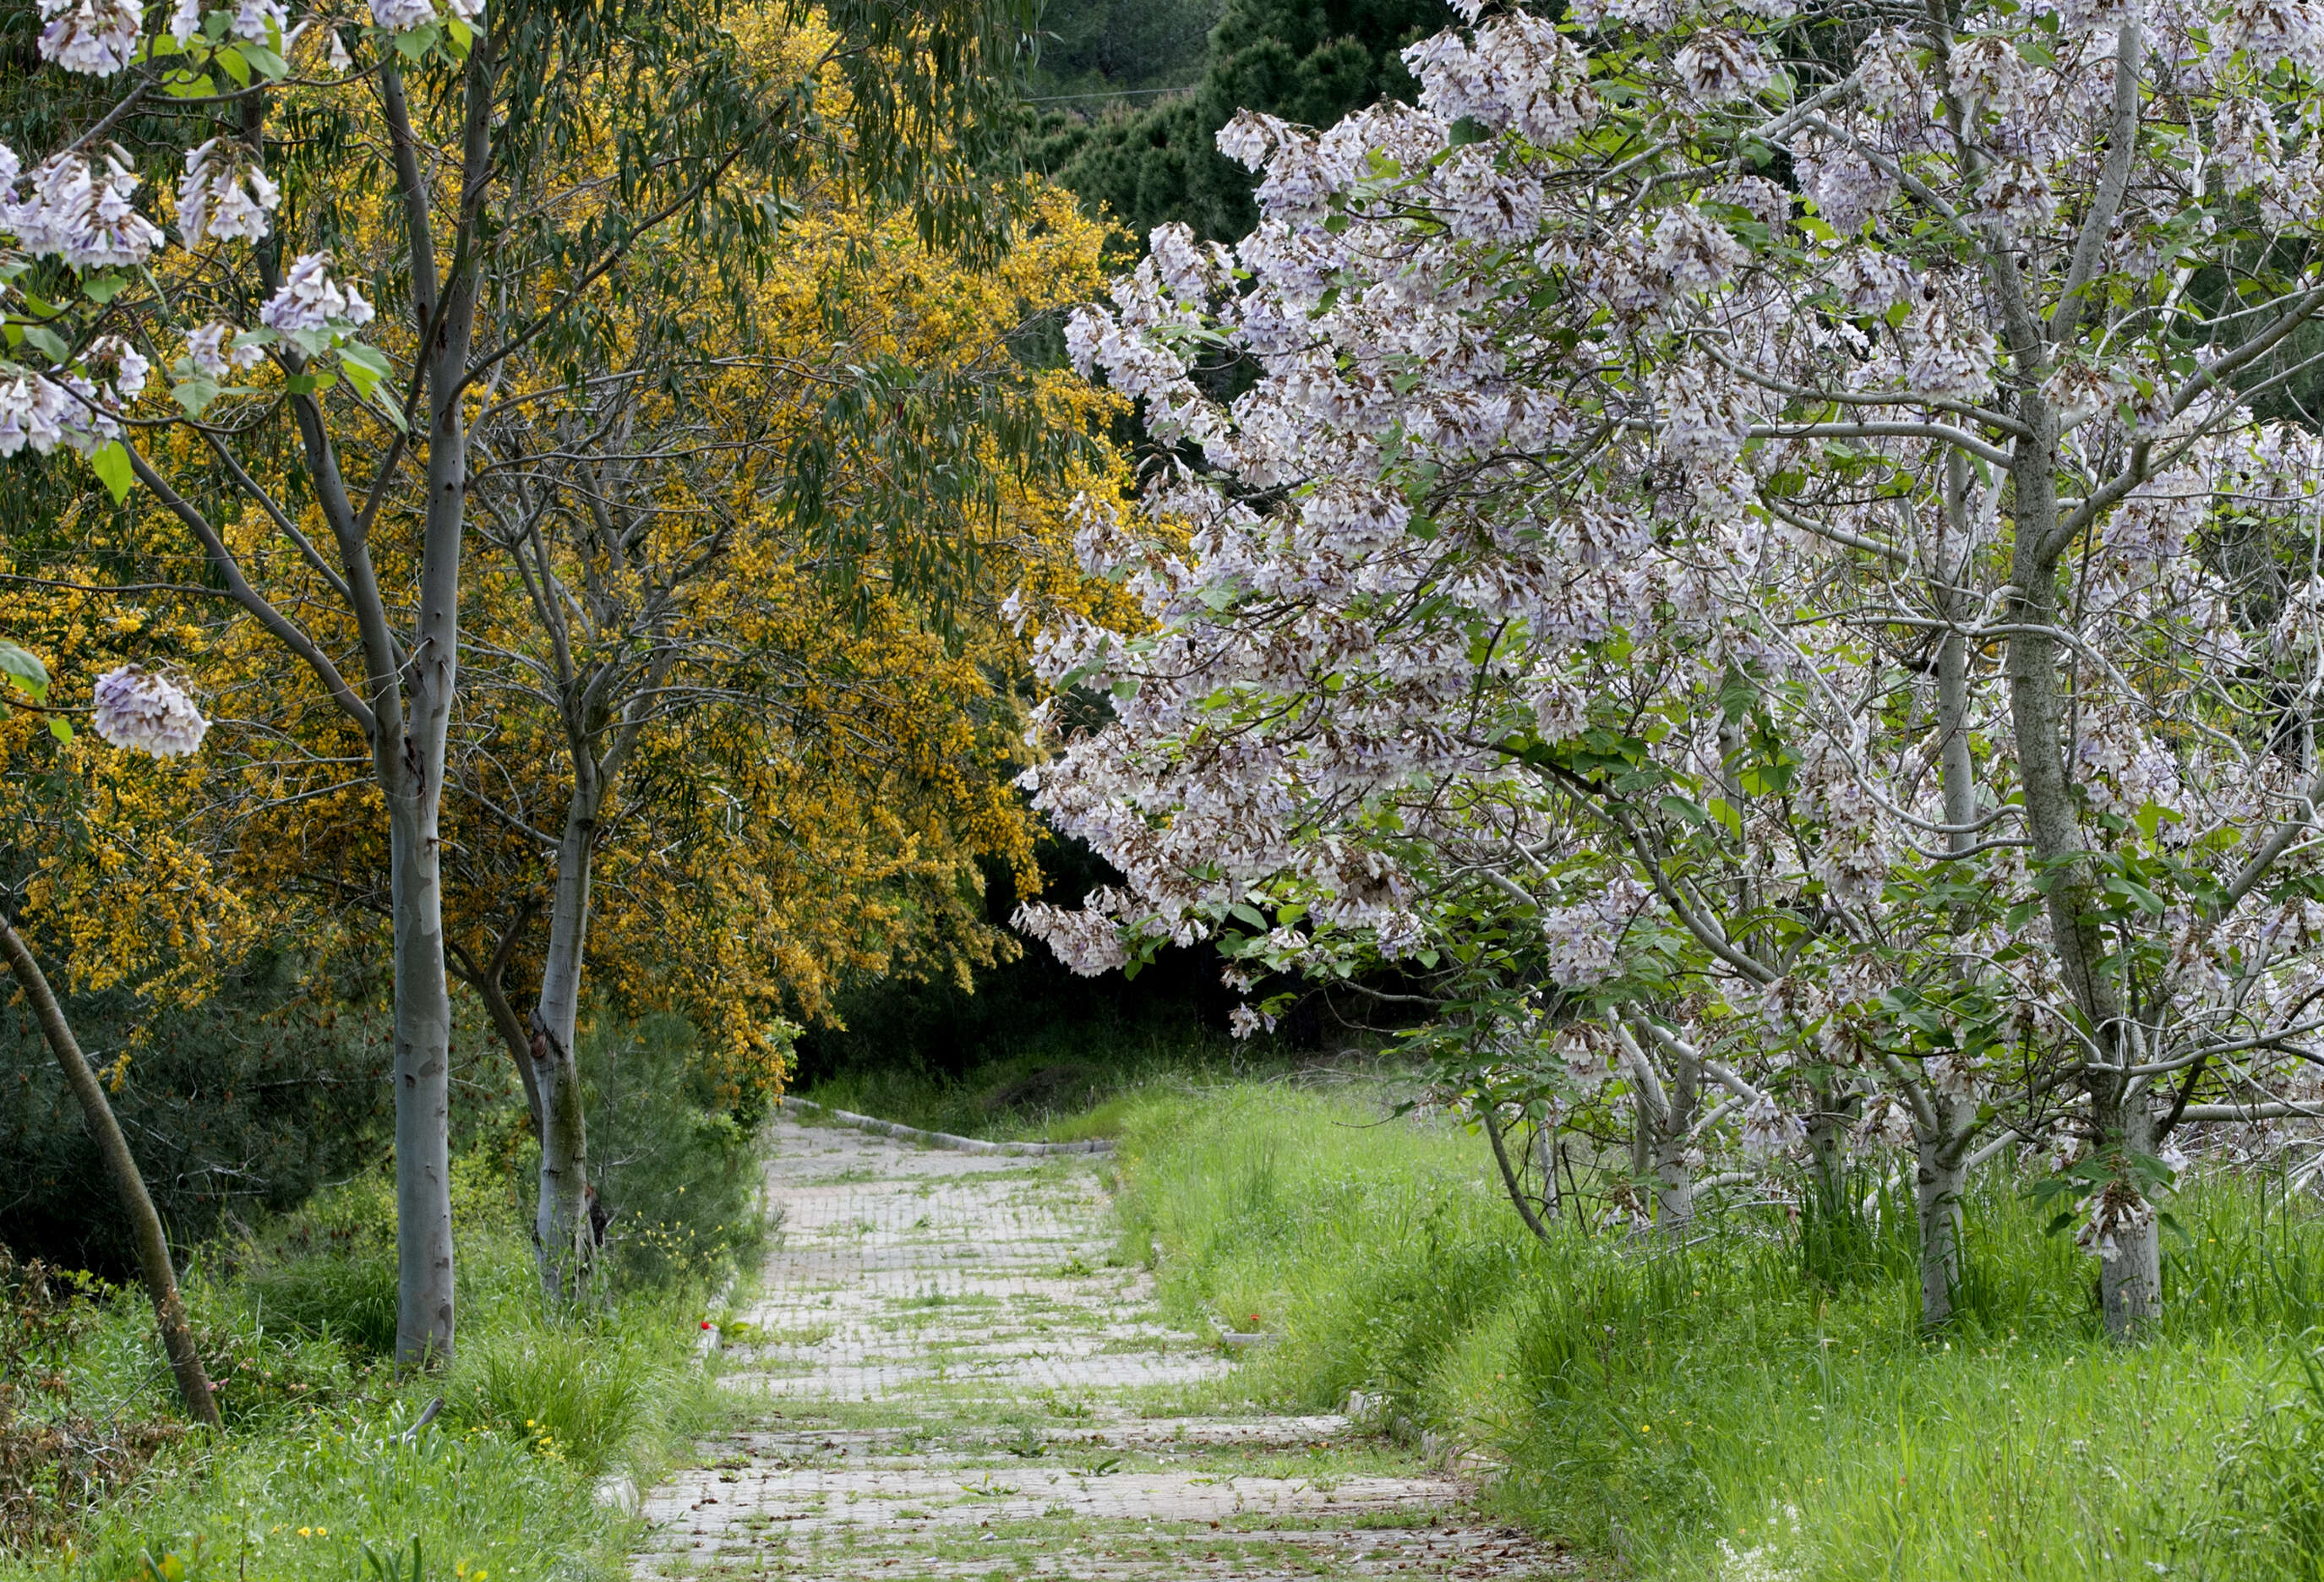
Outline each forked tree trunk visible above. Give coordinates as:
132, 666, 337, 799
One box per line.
1618, 1021, 1699, 1235
0, 918, 221, 1427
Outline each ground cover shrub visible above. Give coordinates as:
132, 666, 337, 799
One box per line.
0, 1252, 183, 1551
449, 1322, 655, 1476
1114, 1083, 2324, 1582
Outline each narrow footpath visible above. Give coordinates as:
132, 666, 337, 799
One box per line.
635, 1110, 1578, 1582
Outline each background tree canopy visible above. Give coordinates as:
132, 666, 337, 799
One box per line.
1030, 0, 1451, 243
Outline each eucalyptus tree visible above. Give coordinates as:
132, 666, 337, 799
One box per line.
3, 0, 1035, 1363
446, 184, 1120, 1302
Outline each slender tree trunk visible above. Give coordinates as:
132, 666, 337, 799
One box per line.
2005, 394, 2151, 1341
531, 782, 599, 1304
1914, 1098, 1972, 1326
1804, 1083, 1848, 1215
0, 919, 221, 1427
1651, 1053, 1699, 1234
373, 40, 493, 1371
473, 961, 544, 1138
387, 800, 457, 1368
1918, 600, 1982, 1328
1533, 1123, 1562, 1221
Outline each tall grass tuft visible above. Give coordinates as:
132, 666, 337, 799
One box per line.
450, 1323, 647, 1476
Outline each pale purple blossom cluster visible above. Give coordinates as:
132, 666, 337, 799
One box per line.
7, 146, 164, 267
35, 0, 141, 75
91, 666, 209, 757
178, 139, 282, 246
259, 251, 376, 335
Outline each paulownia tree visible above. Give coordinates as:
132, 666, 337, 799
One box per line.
1012, 0, 2324, 1338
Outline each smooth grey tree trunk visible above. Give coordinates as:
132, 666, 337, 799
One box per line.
387, 798, 457, 1365
1804, 1088, 1847, 1214
0, 918, 221, 1426
532, 787, 599, 1303
1533, 1123, 1562, 1221
1915, 607, 1983, 1328
2096, 1101, 2163, 1332
1618, 1022, 1699, 1235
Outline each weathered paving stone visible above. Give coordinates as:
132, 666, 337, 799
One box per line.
635, 1111, 1582, 1582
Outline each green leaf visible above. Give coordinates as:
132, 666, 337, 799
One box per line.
0, 639, 50, 702
80, 273, 128, 304
172, 375, 222, 417
2105, 876, 2166, 915
19, 325, 68, 363
214, 43, 251, 85
48, 716, 72, 743
392, 24, 439, 60
1658, 794, 1709, 826
284, 370, 339, 396
239, 41, 288, 78
336, 343, 407, 428
89, 441, 134, 505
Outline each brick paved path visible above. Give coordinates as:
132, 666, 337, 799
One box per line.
635, 1110, 1577, 1582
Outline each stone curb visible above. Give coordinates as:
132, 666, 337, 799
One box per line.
780, 1096, 1115, 1156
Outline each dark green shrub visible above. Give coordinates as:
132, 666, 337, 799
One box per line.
0, 949, 393, 1277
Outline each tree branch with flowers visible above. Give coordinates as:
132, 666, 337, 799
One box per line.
1012, 0, 2324, 1339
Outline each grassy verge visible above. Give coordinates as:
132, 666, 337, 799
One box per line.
1111, 1082, 2324, 1582
3, 1014, 764, 1582
792, 1029, 1337, 1143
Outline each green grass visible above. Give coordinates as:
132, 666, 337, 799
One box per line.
1111, 1083, 2324, 1582
792, 1031, 1340, 1143
2, 1153, 743, 1582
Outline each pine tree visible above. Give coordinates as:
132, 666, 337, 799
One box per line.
1034, 0, 1450, 243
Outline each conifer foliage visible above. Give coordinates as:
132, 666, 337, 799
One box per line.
1039, 0, 1452, 241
